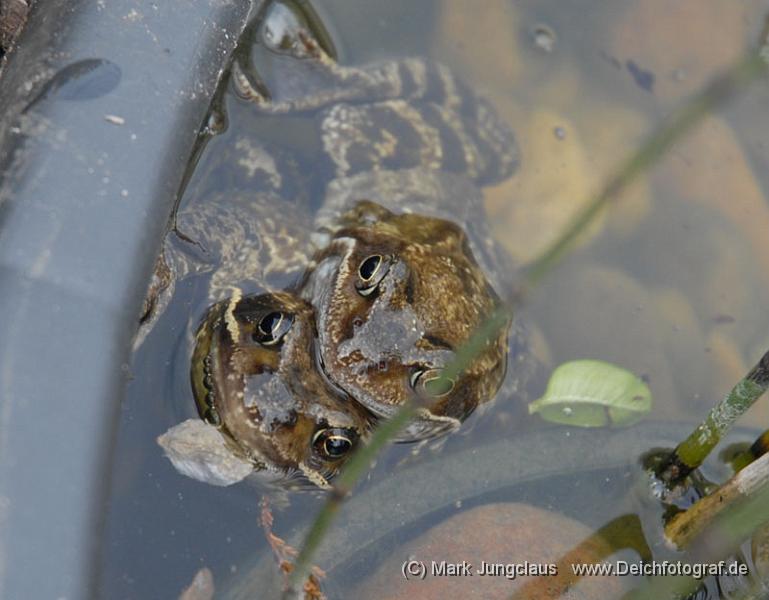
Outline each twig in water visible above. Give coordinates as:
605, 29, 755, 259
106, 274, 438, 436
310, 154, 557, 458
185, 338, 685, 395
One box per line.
656, 348, 769, 486
665, 450, 769, 549
509, 514, 651, 600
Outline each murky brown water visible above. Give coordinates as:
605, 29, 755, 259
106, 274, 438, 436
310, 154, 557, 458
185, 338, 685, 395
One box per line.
98, 1, 769, 598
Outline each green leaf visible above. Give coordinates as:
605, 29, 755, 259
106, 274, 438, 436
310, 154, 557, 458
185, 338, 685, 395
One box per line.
528, 359, 652, 427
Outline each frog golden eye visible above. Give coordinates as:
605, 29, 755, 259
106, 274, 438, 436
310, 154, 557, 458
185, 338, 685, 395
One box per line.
253, 311, 293, 345
410, 368, 455, 398
312, 428, 357, 460
356, 254, 390, 297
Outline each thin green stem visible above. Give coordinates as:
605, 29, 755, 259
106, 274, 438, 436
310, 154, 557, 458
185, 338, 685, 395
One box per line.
286, 42, 769, 600
285, 402, 419, 596
657, 347, 769, 485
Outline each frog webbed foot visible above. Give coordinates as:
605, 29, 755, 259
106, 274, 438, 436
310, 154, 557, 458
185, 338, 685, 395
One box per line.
133, 223, 219, 350
230, 0, 342, 113
135, 190, 314, 348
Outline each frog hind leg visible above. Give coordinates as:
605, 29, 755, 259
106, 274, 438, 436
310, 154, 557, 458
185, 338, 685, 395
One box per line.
134, 190, 312, 350
317, 72, 519, 186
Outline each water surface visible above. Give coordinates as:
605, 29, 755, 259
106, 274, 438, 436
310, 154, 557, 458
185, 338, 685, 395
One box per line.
99, 1, 769, 598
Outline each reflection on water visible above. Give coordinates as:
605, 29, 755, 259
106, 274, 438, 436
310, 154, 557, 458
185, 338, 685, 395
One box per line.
99, 0, 769, 598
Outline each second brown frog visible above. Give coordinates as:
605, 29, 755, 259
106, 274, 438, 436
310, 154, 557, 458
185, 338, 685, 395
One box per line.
159, 291, 374, 489
303, 192, 525, 441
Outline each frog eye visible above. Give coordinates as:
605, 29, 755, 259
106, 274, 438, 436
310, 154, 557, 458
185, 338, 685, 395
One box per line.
410, 368, 455, 398
312, 428, 357, 460
253, 311, 293, 346
356, 254, 390, 297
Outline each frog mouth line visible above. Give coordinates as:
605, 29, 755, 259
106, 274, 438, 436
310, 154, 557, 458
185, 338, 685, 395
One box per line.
192, 308, 275, 471
191, 307, 223, 427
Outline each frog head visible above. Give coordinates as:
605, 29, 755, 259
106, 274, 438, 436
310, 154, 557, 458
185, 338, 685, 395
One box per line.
303, 201, 510, 440
162, 292, 373, 489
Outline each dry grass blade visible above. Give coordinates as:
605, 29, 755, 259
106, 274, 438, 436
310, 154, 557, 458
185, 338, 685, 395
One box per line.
665, 451, 769, 549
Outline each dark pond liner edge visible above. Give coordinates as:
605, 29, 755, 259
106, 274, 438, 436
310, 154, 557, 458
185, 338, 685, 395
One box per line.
0, 1, 260, 598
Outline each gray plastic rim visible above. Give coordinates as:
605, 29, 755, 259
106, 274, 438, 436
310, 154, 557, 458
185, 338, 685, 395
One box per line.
0, 1, 259, 598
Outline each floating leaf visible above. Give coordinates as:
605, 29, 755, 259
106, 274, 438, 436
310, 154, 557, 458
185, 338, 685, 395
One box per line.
528, 359, 652, 427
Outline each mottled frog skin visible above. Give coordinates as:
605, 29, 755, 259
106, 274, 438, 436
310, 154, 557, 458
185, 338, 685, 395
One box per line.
159, 292, 373, 488
141, 0, 518, 341
137, 191, 313, 350
234, 3, 518, 186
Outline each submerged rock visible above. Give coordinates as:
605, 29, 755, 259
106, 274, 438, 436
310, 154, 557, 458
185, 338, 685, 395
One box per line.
355, 502, 631, 600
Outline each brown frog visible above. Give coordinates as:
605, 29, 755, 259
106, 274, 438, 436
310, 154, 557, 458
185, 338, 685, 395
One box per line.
135, 189, 314, 350
137, 0, 516, 346
303, 191, 523, 441
236, 1, 526, 440
158, 292, 374, 488
152, 0, 526, 476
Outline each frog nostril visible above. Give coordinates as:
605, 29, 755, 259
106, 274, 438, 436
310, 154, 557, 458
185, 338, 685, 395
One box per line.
283, 410, 298, 427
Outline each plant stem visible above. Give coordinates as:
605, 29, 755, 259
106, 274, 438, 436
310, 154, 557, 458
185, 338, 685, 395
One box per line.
287, 39, 769, 599
656, 348, 769, 485
284, 402, 418, 597
629, 478, 769, 599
